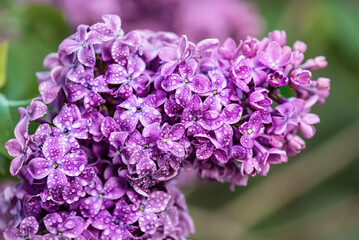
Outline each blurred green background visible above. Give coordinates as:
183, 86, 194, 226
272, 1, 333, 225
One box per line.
0, 0, 359, 239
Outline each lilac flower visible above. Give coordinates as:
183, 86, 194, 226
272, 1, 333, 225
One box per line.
203, 69, 230, 111
161, 59, 211, 105
290, 68, 311, 88
105, 57, 150, 98
249, 88, 273, 110
181, 94, 222, 136
144, 123, 186, 158
158, 35, 192, 76
59, 24, 101, 67
67, 73, 110, 109
116, 94, 162, 133
4, 216, 40, 240
27, 137, 87, 189
5, 111, 31, 176
52, 104, 88, 150
240, 112, 265, 148
258, 41, 292, 70
91, 14, 141, 63
266, 71, 288, 88
80, 176, 127, 217
127, 190, 171, 234
92, 207, 136, 239
43, 212, 85, 239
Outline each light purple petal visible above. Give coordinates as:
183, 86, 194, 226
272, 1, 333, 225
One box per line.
147, 191, 171, 213
138, 212, 158, 235
188, 75, 211, 94
161, 74, 183, 92
44, 213, 63, 234
47, 170, 68, 189
78, 45, 96, 67
60, 150, 87, 177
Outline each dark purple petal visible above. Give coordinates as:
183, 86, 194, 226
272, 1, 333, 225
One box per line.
27, 158, 51, 179
103, 177, 127, 200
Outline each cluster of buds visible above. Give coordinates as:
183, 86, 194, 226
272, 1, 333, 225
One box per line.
3, 15, 329, 239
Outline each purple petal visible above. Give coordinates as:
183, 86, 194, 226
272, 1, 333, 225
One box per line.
300, 122, 316, 139
80, 196, 102, 218
47, 170, 68, 189
169, 142, 185, 158
161, 74, 183, 92
44, 213, 63, 234
240, 134, 255, 149
213, 149, 229, 163
139, 107, 162, 127
158, 47, 178, 62
92, 210, 112, 230
103, 177, 127, 200
147, 191, 171, 213
222, 104, 243, 124
60, 150, 87, 177
106, 64, 128, 84
78, 45, 96, 67
5, 139, 22, 157
303, 113, 320, 125
63, 216, 85, 238
118, 111, 138, 133
27, 158, 51, 179
27, 100, 47, 121
175, 85, 192, 106
215, 124, 233, 146
138, 212, 158, 234
20, 216, 39, 237
3, 227, 23, 239
179, 59, 197, 77
188, 75, 211, 94
10, 155, 25, 176
136, 159, 157, 178
170, 123, 185, 141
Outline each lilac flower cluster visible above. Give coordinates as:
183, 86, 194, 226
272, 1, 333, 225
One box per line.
4, 15, 329, 239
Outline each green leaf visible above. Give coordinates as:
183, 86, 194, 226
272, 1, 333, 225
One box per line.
0, 93, 31, 157
0, 41, 8, 89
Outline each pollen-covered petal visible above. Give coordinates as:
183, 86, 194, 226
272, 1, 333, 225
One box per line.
60, 149, 87, 177
27, 158, 51, 179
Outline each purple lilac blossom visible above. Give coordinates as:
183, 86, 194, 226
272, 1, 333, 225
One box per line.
4, 14, 329, 239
